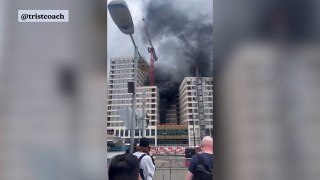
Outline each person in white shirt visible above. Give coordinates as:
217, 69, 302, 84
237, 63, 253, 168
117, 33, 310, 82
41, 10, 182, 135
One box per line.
133, 137, 156, 180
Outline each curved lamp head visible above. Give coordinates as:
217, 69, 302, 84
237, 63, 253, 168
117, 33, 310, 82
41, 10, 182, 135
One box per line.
108, 0, 134, 35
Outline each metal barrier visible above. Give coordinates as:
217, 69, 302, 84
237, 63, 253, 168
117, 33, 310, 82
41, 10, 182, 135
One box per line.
153, 156, 190, 180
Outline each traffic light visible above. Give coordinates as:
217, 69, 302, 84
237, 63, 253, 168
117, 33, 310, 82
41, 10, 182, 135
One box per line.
127, 81, 134, 94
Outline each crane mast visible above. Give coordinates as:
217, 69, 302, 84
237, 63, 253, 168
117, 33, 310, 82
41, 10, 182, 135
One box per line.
142, 17, 158, 86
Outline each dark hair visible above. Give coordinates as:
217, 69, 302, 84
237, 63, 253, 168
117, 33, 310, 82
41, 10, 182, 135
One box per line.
137, 146, 149, 153
139, 137, 150, 147
108, 153, 140, 180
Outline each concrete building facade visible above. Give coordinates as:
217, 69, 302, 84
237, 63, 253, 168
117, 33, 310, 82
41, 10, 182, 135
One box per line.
165, 104, 178, 124
107, 57, 159, 145
176, 94, 181, 124
179, 77, 213, 146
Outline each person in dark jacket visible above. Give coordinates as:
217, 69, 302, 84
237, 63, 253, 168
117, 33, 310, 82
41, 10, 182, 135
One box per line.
185, 136, 214, 180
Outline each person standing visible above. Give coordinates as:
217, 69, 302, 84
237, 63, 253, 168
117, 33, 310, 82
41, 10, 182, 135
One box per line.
133, 137, 156, 180
185, 136, 214, 180
126, 141, 138, 154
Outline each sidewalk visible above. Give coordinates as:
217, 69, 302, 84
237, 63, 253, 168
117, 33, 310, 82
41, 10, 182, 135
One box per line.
154, 168, 188, 180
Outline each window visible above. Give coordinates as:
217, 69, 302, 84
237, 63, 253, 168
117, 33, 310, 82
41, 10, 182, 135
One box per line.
146, 129, 150, 136
135, 130, 139, 136
151, 129, 155, 136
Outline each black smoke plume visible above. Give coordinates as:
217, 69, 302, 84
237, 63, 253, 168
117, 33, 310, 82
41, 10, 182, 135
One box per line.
140, 0, 213, 123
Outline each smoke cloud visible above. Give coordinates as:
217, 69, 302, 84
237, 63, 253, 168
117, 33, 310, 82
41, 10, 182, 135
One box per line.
140, 0, 213, 122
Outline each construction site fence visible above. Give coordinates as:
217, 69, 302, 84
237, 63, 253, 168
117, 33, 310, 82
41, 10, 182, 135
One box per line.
154, 156, 191, 168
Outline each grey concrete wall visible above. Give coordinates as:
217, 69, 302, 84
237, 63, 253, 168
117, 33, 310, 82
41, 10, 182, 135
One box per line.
154, 168, 188, 180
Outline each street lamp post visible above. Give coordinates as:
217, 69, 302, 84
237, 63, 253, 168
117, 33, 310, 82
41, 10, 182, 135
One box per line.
142, 89, 146, 137
108, 0, 141, 154
130, 41, 138, 154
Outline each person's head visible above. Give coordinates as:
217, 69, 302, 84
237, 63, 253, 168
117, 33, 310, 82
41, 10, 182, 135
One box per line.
201, 136, 214, 153
108, 153, 140, 180
125, 141, 138, 154
136, 137, 150, 153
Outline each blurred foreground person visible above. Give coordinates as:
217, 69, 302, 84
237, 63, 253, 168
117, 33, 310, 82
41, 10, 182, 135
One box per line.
0, 0, 107, 179
186, 136, 214, 180
108, 153, 140, 180
133, 137, 155, 180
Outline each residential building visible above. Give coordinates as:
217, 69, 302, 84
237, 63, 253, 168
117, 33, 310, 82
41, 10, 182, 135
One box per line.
135, 86, 159, 145
176, 94, 181, 124
107, 56, 159, 145
179, 77, 213, 146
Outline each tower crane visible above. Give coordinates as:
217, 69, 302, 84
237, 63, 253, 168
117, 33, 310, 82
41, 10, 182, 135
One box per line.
142, 17, 158, 85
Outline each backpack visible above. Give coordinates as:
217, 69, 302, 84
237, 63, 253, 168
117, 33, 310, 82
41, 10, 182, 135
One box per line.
192, 154, 213, 180
138, 154, 155, 180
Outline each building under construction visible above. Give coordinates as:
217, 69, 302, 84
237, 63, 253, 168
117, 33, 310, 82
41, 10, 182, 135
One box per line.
179, 76, 213, 146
